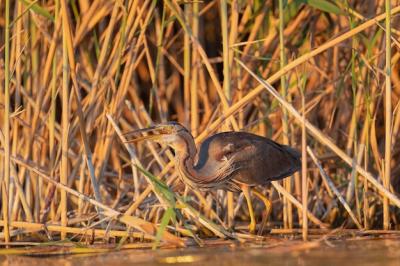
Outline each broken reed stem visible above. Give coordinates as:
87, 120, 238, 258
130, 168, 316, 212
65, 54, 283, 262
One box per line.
271, 182, 326, 228
106, 114, 169, 208
0, 220, 154, 240
383, 0, 392, 231
307, 147, 363, 229
346, 5, 362, 225
2, 0, 11, 244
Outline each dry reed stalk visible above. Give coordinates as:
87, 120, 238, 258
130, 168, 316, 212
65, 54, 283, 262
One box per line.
278, 0, 292, 230
10, 2, 23, 222
242, 4, 268, 55
307, 147, 362, 229
383, 0, 392, 231
228, 0, 238, 67
91, 1, 121, 90
155, 8, 169, 122
106, 114, 170, 208
2, 0, 11, 244
0, 220, 154, 240
220, 0, 235, 229
345, 10, 361, 218
271, 181, 326, 228
221, 0, 230, 102
190, 0, 199, 136
42, 0, 59, 224
183, 3, 191, 127
60, 0, 70, 239
0, 139, 34, 224
300, 79, 308, 241
229, 1, 242, 130
238, 3, 270, 90
41, 16, 61, 91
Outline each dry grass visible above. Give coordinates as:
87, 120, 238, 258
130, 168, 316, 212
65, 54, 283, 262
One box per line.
0, 0, 400, 251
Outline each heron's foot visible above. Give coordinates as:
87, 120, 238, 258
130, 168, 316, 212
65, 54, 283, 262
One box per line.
252, 189, 272, 232
248, 221, 256, 234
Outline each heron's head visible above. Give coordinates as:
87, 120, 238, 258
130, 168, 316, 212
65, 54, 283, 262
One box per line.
125, 122, 194, 152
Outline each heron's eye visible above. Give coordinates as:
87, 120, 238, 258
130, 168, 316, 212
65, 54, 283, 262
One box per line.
161, 126, 174, 133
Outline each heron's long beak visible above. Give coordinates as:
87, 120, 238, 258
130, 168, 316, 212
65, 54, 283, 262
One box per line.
123, 126, 171, 143
124, 126, 158, 137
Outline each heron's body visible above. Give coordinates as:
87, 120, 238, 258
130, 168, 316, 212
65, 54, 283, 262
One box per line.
126, 122, 301, 233
194, 132, 301, 192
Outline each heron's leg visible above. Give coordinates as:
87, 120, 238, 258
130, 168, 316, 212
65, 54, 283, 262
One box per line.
227, 192, 234, 229
241, 185, 256, 234
252, 189, 272, 224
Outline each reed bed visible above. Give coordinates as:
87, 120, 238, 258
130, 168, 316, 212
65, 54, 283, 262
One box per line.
0, 0, 400, 252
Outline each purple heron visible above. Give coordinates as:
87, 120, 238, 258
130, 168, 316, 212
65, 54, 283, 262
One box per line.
126, 122, 301, 233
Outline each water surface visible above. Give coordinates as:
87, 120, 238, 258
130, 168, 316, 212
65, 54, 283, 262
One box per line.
1, 237, 400, 266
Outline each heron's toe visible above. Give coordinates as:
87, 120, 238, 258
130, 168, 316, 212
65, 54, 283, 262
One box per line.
248, 222, 256, 234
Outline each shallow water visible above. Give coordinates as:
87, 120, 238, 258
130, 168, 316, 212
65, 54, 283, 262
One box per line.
1, 238, 400, 266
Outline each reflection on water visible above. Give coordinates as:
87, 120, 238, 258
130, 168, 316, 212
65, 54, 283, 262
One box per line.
1, 238, 400, 266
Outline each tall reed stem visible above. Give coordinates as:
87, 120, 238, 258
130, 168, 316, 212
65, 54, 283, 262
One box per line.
183, 4, 191, 127
2, 0, 11, 244
300, 77, 308, 241
220, 0, 234, 229
60, 0, 70, 239
383, 0, 392, 230
190, 1, 199, 136
279, 0, 292, 229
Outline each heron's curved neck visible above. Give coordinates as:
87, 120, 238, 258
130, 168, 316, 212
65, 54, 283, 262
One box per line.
173, 134, 201, 187
173, 133, 231, 189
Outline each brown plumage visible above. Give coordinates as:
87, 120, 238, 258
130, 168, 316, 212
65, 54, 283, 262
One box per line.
126, 122, 301, 233
195, 131, 301, 192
